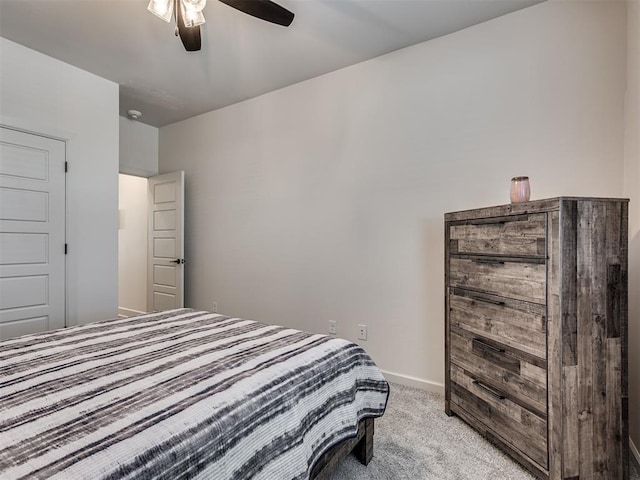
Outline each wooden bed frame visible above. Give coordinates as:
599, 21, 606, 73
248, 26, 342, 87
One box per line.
310, 417, 375, 479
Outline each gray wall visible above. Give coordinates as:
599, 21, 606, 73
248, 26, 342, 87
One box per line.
159, 0, 628, 393
0, 37, 120, 326
624, 0, 640, 461
120, 116, 158, 177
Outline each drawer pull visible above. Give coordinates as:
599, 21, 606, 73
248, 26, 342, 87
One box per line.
472, 338, 506, 354
470, 295, 505, 307
472, 380, 505, 400
472, 258, 505, 265
462, 214, 529, 226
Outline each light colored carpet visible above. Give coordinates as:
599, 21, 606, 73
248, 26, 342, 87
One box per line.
331, 382, 640, 480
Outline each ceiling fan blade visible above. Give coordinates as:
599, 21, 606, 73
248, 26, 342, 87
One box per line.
177, 1, 202, 51
218, 0, 294, 27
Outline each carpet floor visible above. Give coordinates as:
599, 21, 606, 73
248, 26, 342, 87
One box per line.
331, 382, 640, 480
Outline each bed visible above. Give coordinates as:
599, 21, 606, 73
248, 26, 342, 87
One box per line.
0, 309, 389, 480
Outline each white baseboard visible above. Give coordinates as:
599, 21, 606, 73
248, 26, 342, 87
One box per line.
118, 307, 147, 318
631, 437, 640, 472
380, 370, 445, 396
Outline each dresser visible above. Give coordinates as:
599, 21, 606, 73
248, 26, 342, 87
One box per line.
444, 197, 629, 479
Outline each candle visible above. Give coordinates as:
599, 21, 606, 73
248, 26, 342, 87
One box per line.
510, 176, 531, 203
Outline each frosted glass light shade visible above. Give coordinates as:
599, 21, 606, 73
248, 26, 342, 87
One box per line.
182, 0, 207, 13
148, 0, 173, 22
181, 0, 206, 27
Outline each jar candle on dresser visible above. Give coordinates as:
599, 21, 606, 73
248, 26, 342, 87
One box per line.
510, 176, 530, 203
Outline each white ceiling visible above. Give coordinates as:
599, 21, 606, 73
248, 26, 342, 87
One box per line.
0, 0, 543, 127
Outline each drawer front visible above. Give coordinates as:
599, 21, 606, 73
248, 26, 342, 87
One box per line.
449, 213, 546, 257
449, 288, 546, 360
450, 364, 548, 469
450, 327, 547, 415
449, 256, 546, 304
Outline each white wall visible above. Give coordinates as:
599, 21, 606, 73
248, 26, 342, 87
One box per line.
118, 174, 149, 316
120, 116, 158, 177
0, 38, 119, 326
159, 1, 627, 389
624, 0, 640, 460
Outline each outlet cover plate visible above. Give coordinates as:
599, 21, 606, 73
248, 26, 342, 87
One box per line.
329, 320, 337, 335
358, 324, 367, 340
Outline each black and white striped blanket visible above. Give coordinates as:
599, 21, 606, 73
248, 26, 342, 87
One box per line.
0, 309, 389, 480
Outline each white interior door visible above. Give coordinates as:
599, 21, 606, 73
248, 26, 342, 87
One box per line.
0, 127, 66, 339
147, 171, 184, 311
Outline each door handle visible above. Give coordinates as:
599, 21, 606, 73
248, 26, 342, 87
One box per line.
170, 259, 185, 264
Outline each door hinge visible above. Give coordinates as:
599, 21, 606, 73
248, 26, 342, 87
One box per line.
65, 161, 68, 173
64, 244, 68, 255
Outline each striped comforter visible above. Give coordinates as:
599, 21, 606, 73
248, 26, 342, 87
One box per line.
0, 309, 389, 480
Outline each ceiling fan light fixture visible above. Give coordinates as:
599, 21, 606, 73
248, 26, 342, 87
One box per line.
148, 0, 173, 22
182, 0, 207, 13
148, 0, 292, 52
181, 1, 206, 27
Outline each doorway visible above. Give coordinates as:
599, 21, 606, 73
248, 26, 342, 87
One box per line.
118, 174, 148, 317
118, 171, 185, 317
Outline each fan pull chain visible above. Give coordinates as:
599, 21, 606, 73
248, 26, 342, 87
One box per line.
174, 0, 179, 35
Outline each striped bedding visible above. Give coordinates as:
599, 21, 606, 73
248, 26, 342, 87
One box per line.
0, 309, 389, 480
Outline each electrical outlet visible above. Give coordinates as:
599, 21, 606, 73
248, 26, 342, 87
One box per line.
212, 302, 218, 313
329, 320, 337, 335
357, 324, 367, 341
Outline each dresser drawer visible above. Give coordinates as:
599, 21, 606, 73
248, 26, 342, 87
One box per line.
449, 326, 547, 415
449, 213, 546, 257
450, 363, 548, 469
449, 288, 546, 360
449, 255, 546, 304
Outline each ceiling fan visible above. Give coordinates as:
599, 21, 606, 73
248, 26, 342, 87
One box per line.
148, 0, 294, 52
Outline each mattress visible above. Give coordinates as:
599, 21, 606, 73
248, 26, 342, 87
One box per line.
0, 309, 389, 480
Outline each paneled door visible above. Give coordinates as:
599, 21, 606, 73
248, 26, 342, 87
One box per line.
147, 171, 184, 311
0, 127, 66, 339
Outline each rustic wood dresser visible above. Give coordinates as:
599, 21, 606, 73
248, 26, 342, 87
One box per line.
444, 197, 629, 479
